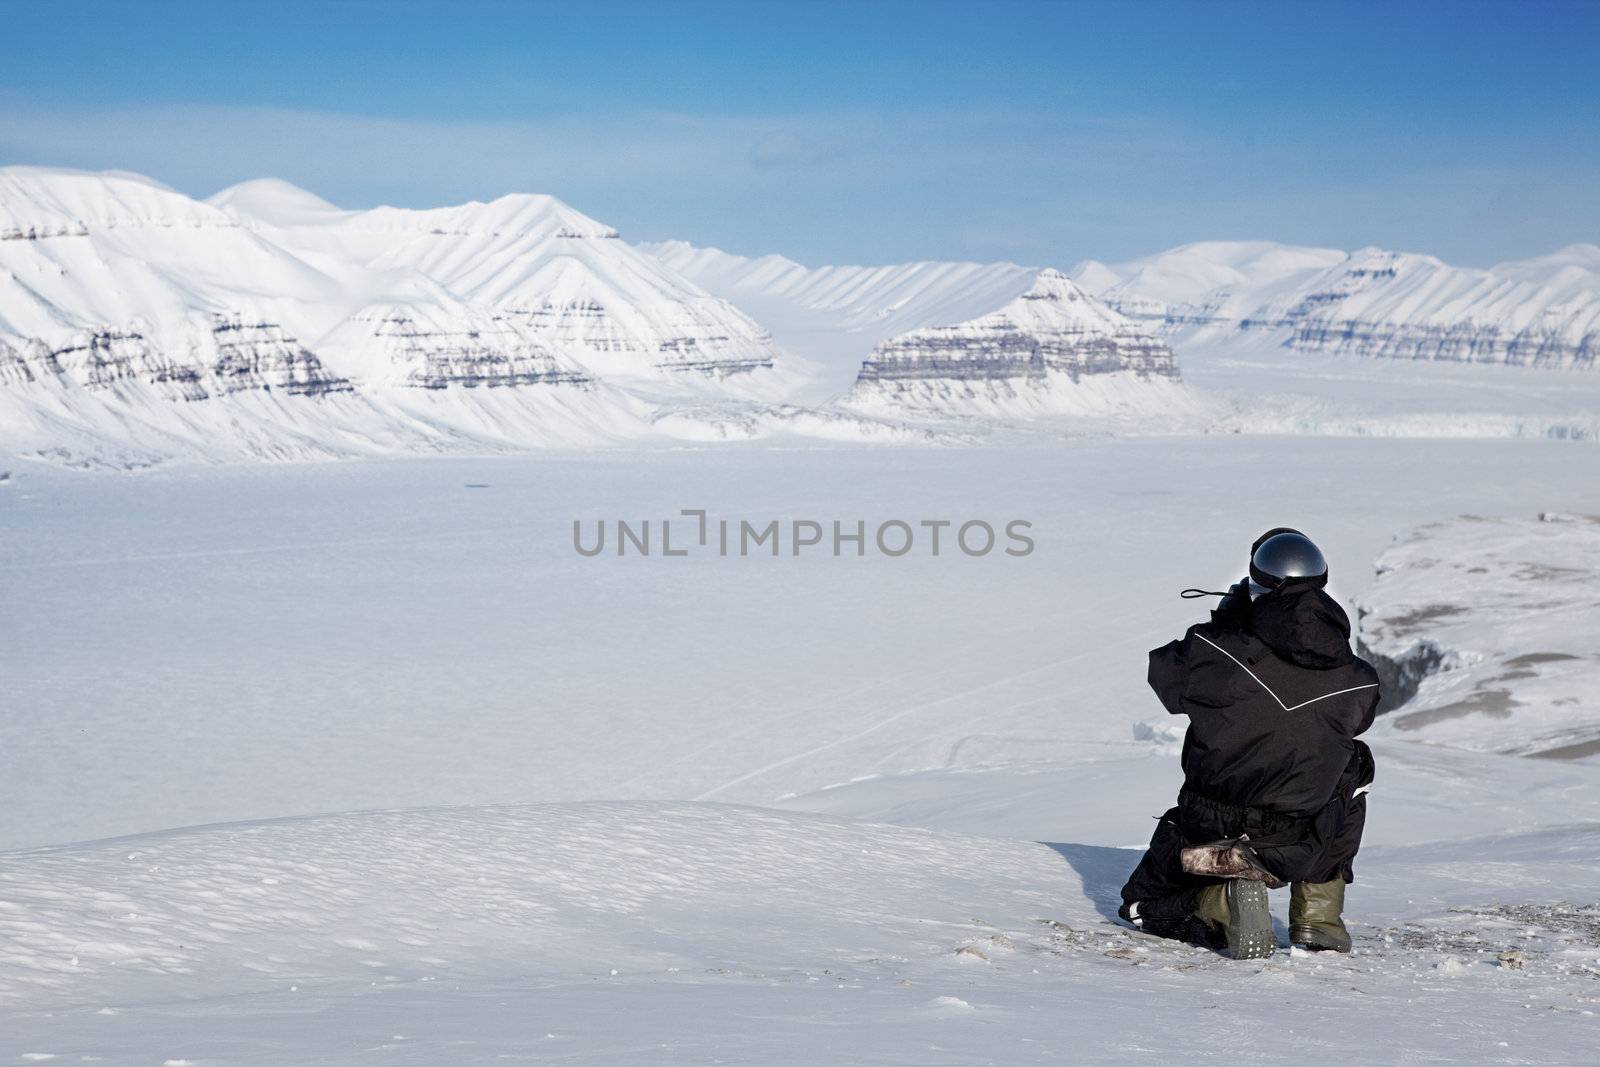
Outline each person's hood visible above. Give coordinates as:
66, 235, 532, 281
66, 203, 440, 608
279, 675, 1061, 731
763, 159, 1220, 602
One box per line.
1245, 581, 1355, 669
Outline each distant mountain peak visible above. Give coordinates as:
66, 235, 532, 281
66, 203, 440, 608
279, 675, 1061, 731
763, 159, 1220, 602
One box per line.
0, 167, 790, 465
207, 178, 344, 226
0, 166, 235, 236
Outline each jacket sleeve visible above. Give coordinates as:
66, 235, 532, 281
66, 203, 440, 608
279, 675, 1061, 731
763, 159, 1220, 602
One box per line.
1210, 579, 1252, 627
1351, 663, 1381, 737
1147, 635, 1190, 716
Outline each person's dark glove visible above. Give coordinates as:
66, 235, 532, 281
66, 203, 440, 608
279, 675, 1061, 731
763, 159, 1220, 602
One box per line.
1211, 579, 1252, 625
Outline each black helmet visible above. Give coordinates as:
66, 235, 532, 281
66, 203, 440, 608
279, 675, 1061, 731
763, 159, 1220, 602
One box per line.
1249, 527, 1327, 592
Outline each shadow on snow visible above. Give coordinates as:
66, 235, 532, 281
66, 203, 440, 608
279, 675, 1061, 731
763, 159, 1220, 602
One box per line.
1041, 841, 1137, 922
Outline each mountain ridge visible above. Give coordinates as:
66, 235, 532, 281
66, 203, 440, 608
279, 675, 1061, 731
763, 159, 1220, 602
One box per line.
0, 168, 811, 465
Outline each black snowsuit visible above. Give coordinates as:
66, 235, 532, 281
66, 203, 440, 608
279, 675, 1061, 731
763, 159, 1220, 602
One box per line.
1120, 579, 1379, 932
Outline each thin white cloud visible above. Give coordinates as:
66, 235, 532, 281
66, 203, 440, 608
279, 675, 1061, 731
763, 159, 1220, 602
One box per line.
2, 96, 1593, 267
0, 96, 1184, 200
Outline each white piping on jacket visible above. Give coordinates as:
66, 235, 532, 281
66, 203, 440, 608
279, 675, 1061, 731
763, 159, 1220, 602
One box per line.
1192, 632, 1378, 713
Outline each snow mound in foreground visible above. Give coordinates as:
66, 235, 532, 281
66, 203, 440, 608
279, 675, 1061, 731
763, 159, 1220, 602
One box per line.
1358, 512, 1600, 758
6, 793, 1600, 1060
0, 802, 1077, 1012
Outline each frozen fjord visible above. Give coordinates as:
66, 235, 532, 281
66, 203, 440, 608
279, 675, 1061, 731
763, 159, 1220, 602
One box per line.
4, 436, 1599, 848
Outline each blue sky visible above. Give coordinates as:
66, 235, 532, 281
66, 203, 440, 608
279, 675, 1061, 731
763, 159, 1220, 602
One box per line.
2, 0, 1596, 267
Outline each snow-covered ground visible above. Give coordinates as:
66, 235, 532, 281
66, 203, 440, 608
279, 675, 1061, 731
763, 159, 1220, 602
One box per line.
3, 435, 1600, 1061
1358, 511, 1600, 759
6, 438, 1598, 849
5, 785, 1599, 1064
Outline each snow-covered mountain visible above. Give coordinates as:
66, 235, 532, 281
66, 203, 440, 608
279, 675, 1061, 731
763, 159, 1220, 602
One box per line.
644, 239, 1039, 341
0, 168, 804, 466
8, 167, 1599, 467
216, 184, 780, 380
843, 269, 1184, 416
643, 242, 1185, 416
0, 168, 358, 400
1073, 240, 1600, 369
1070, 241, 1346, 331
316, 296, 589, 391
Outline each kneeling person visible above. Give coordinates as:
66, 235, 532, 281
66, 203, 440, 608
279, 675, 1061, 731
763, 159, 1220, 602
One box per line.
1119, 528, 1379, 959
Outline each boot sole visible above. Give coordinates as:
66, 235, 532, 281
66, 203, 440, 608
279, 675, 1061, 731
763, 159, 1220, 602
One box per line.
1290, 928, 1351, 953
1226, 879, 1275, 960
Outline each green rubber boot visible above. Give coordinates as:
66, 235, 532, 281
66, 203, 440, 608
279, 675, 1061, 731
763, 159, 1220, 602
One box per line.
1194, 880, 1276, 960
1289, 878, 1352, 952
